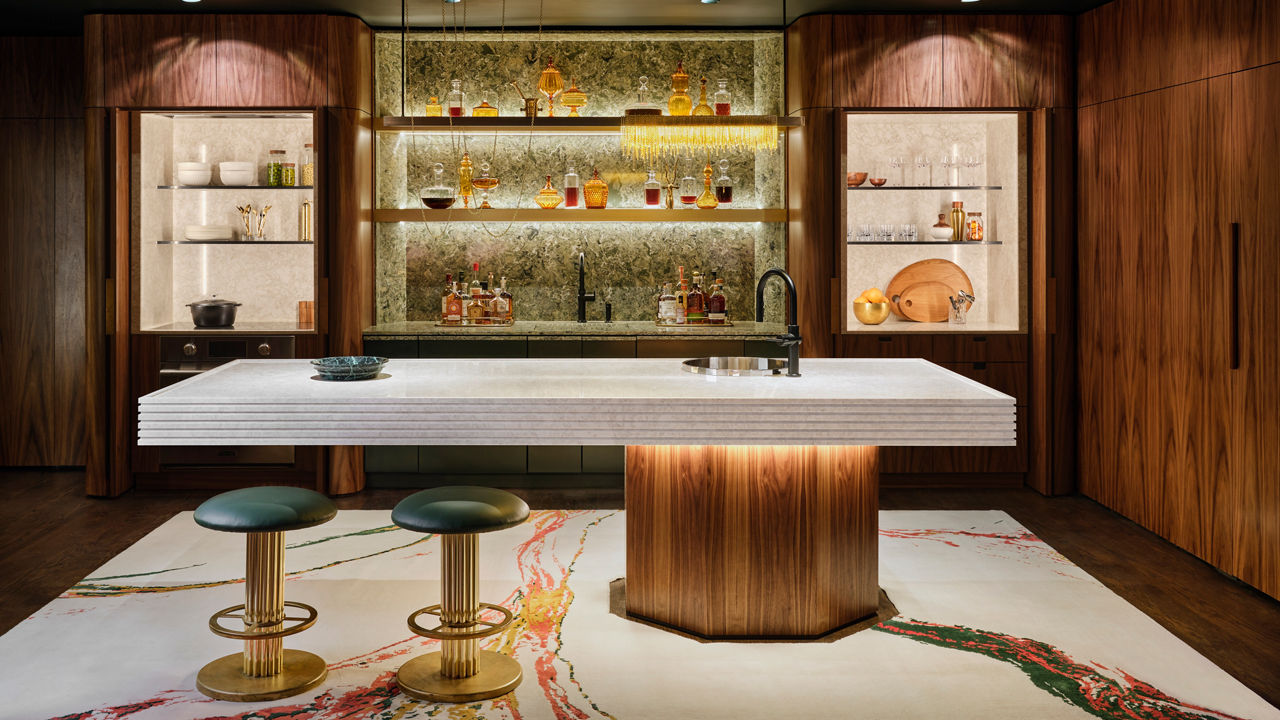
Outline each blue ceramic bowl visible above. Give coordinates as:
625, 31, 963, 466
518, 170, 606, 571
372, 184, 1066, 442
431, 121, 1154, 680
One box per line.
311, 356, 389, 381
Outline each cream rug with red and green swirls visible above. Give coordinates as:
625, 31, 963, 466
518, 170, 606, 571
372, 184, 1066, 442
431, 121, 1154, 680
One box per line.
0, 510, 1274, 720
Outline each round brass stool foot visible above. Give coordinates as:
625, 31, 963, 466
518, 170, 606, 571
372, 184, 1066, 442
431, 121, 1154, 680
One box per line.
397, 650, 522, 703
197, 649, 328, 702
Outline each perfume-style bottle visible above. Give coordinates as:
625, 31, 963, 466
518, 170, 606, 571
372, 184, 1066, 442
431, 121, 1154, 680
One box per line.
696, 161, 719, 209
424, 96, 443, 117
584, 167, 609, 209
458, 152, 474, 208
446, 79, 467, 117
535, 175, 563, 209
644, 169, 662, 208
714, 159, 733, 205
563, 166, 581, 208
471, 161, 499, 208
668, 61, 692, 116
420, 162, 456, 209
713, 79, 732, 115
692, 77, 714, 116
623, 76, 662, 116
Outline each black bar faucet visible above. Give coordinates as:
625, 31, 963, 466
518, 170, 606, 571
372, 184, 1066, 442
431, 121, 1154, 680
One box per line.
576, 251, 596, 323
755, 267, 802, 377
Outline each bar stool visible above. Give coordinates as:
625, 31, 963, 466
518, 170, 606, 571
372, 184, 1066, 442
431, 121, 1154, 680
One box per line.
391, 486, 531, 703
193, 486, 337, 702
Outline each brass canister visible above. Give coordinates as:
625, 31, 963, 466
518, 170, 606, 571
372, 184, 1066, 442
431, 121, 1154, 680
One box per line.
949, 201, 966, 242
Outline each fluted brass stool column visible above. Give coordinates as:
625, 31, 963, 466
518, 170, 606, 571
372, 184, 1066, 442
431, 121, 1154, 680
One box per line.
391, 486, 530, 703
193, 486, 337, 702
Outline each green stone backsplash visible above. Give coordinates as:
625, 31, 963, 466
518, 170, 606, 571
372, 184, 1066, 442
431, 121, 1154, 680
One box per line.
374, 30, 785, 326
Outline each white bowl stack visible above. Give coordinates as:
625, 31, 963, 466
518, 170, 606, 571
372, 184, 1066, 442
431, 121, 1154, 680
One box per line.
218, 161, 255, 186
176, 162, 211, 186
184, 225, 234, 241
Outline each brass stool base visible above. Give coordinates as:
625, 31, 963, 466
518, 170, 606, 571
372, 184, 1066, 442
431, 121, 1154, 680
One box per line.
197, 649, 328, 702
397, 650, 522, 703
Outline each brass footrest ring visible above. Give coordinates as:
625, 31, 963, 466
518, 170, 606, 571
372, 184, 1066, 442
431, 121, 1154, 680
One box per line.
407, 602, 514, 641
208, 601, 319, 640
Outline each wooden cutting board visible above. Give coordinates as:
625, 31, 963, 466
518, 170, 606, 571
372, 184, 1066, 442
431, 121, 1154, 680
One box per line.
886, 259, 974, 319
898, 281, 956, 323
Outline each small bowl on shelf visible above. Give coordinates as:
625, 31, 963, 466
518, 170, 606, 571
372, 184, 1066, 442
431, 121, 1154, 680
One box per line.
176, 162, 211, 186
311, 356, 389, 381
218, 161, 255, 186
869, 177, 887, 187
852, 302, 891, 325
846, 171, 868, 187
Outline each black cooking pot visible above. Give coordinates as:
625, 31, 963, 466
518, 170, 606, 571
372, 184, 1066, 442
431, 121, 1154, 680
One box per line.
187, 298, 241, 328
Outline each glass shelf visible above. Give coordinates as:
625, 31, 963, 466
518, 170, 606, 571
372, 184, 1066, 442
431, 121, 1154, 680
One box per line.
157, 185, 314, 190
375, 115, 804, 134
847, 185, 1002, 191
374, 208, 786, 223
156, 240, 315, 245
848, 240, 1003, 246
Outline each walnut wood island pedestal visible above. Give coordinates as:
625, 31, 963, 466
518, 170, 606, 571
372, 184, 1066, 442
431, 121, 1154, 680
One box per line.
138, 358, 1015, 639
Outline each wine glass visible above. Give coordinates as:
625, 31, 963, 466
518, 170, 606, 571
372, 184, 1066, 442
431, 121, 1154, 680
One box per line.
914, 155, 931, 186
940, 155, 957, 186
965, 154, 984, 186
887, 156, 905, 186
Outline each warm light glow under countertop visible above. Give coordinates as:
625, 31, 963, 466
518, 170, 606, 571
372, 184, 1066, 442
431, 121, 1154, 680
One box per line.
138, 358, 1015, 447
363, 320, 787, 339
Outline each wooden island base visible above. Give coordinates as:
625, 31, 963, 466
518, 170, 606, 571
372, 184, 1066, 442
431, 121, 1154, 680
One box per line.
625, 445, 879, 639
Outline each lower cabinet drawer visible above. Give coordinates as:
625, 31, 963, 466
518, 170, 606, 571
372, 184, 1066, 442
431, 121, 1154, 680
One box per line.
419, 445, 527, 474
880, 427, 1028, 474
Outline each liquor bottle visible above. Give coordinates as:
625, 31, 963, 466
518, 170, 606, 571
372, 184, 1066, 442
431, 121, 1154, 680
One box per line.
564, 166, 581, 208
714, 159, 733, 205
446, 275, 465, 326
713, 79, 732, 115
478, 280, 494, 325
708, 279, 727, 325
470, 262, 483, 295
686, 271, 708, 323
446, 79, 467, 117
467, 275, 486, 325
493, 276, 514, 324
675, 266, 688, 324
485, 272, 497, 321
644, 169, 662, 208
452, 272, 469, 324
440, 272, 454, 322
658, 282, 677, 324
692, 77, 714, 116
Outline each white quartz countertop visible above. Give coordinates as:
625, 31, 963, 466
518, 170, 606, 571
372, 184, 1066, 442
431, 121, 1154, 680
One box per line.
138, 358, 1015, 447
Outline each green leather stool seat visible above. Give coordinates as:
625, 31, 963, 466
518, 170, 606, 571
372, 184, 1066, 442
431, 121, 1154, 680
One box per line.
392, 486, 530, 535
195, 487, 337, 533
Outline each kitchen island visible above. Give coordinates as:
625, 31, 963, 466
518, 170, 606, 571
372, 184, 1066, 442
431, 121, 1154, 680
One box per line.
139, 357, 1014, 638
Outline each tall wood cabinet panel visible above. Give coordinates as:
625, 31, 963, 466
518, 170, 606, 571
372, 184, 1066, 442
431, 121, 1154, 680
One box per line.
785, 108, 835, 359
831, 15, 944, 107
942, 15, 1072, 108
784, 15, 832, 113
101, 15, 218, 107
215, 15, 328, 106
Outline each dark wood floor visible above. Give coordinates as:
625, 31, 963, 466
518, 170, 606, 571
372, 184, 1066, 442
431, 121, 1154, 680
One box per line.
2, 470, 1277, 709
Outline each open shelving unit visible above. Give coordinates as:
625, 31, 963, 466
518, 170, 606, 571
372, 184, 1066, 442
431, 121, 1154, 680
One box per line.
375, 115, 803, 134
375, 208, 785, 223
848, 185, 1002, 191
157, 185, 314, 190
156, 240, 315, 245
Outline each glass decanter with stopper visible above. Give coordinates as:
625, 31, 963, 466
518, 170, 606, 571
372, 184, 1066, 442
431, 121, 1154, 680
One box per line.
644, 169, 662, 208
692, 77, 714, 116
446, 79, 467, 117
623, 76, 662, 116
420, 163, 455, 209
458, 152, 474, 208
713, 79, 732, 115
678, 162, 698, 207
696, 161, 719, 209
471, 160, 499, 209
714, 159, 733, 205
563, 166, 582, 208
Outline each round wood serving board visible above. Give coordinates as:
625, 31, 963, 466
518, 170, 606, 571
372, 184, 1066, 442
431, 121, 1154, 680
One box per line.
886, 259, 974, 319
898, 281, 955, 323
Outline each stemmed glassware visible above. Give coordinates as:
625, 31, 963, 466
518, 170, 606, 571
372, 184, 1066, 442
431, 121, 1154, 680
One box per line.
964, 154, 984, 186
888, 156, 905, 186
940, 155, 958, 186
914, 155, 931, 186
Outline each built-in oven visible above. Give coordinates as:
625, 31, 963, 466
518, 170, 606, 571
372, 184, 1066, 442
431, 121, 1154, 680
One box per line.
157, 336, 295, 467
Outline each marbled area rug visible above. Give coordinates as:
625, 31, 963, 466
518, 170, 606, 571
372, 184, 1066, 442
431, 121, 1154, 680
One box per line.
0, 510, 1274, 720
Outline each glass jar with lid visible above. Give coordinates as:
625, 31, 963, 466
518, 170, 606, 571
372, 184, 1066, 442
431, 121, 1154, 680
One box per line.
266, 149, 288, 187
966, 212, 985, 241
300, 143, 315, 187
713, 79, 732, 115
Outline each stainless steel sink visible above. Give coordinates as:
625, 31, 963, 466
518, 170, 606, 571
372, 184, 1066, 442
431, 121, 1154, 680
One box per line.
681, 357, 788, 376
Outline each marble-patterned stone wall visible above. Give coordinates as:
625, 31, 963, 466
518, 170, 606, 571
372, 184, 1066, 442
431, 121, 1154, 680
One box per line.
375, 30, 786, 324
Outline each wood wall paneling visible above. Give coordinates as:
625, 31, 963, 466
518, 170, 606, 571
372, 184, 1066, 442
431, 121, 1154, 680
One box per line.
216, 15, 328, 107
52, 119, 87, 466
831, 15, 944, 107
83, 16, 105, 108
83, 108, 109, 490
0, 37, 85, 118
102, 15, 217, 107
325, 16, 373, 113
785, 14, 833, 113
625, 444, 879, 638
942, 15, 1072, 108
108, 109, 133, 495
786, 108, 835, 358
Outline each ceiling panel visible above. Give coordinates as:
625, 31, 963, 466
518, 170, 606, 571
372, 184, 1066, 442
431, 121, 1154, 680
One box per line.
12, 0, 1111, 36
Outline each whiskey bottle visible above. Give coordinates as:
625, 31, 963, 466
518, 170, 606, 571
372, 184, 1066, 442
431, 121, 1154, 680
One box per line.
493, 276, 514, 325
708, 279, 727, 325
658, 282, 677, 324
467, 281, 486, 325
675, 266, 688, 324
470, 262, 483, 295
479, 280, 494, 325
686, 271, 708, 323
440, 273, 453, 323
455, 269, 468, 324
446, 277, 465, 325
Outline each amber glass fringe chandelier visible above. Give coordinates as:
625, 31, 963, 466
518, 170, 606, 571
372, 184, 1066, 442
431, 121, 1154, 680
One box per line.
620, 116, 780, 163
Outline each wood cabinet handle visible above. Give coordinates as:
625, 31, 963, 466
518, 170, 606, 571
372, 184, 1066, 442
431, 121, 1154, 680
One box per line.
1231, 222, 1241, 370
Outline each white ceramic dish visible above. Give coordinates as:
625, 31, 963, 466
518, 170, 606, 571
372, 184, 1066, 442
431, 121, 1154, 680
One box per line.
184, 225, 233, 240
177, 161, 209, 171
176, 169, 212, 186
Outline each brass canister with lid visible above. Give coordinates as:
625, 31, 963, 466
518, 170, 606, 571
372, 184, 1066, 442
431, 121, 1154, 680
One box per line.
949, 200, 966, 242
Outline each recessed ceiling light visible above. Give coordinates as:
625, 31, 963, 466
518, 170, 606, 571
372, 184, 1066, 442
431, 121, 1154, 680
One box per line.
443, 0, 461, 4
701, 0, 720, 4
961, 0, 980, 3
182, 0, 201, 4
